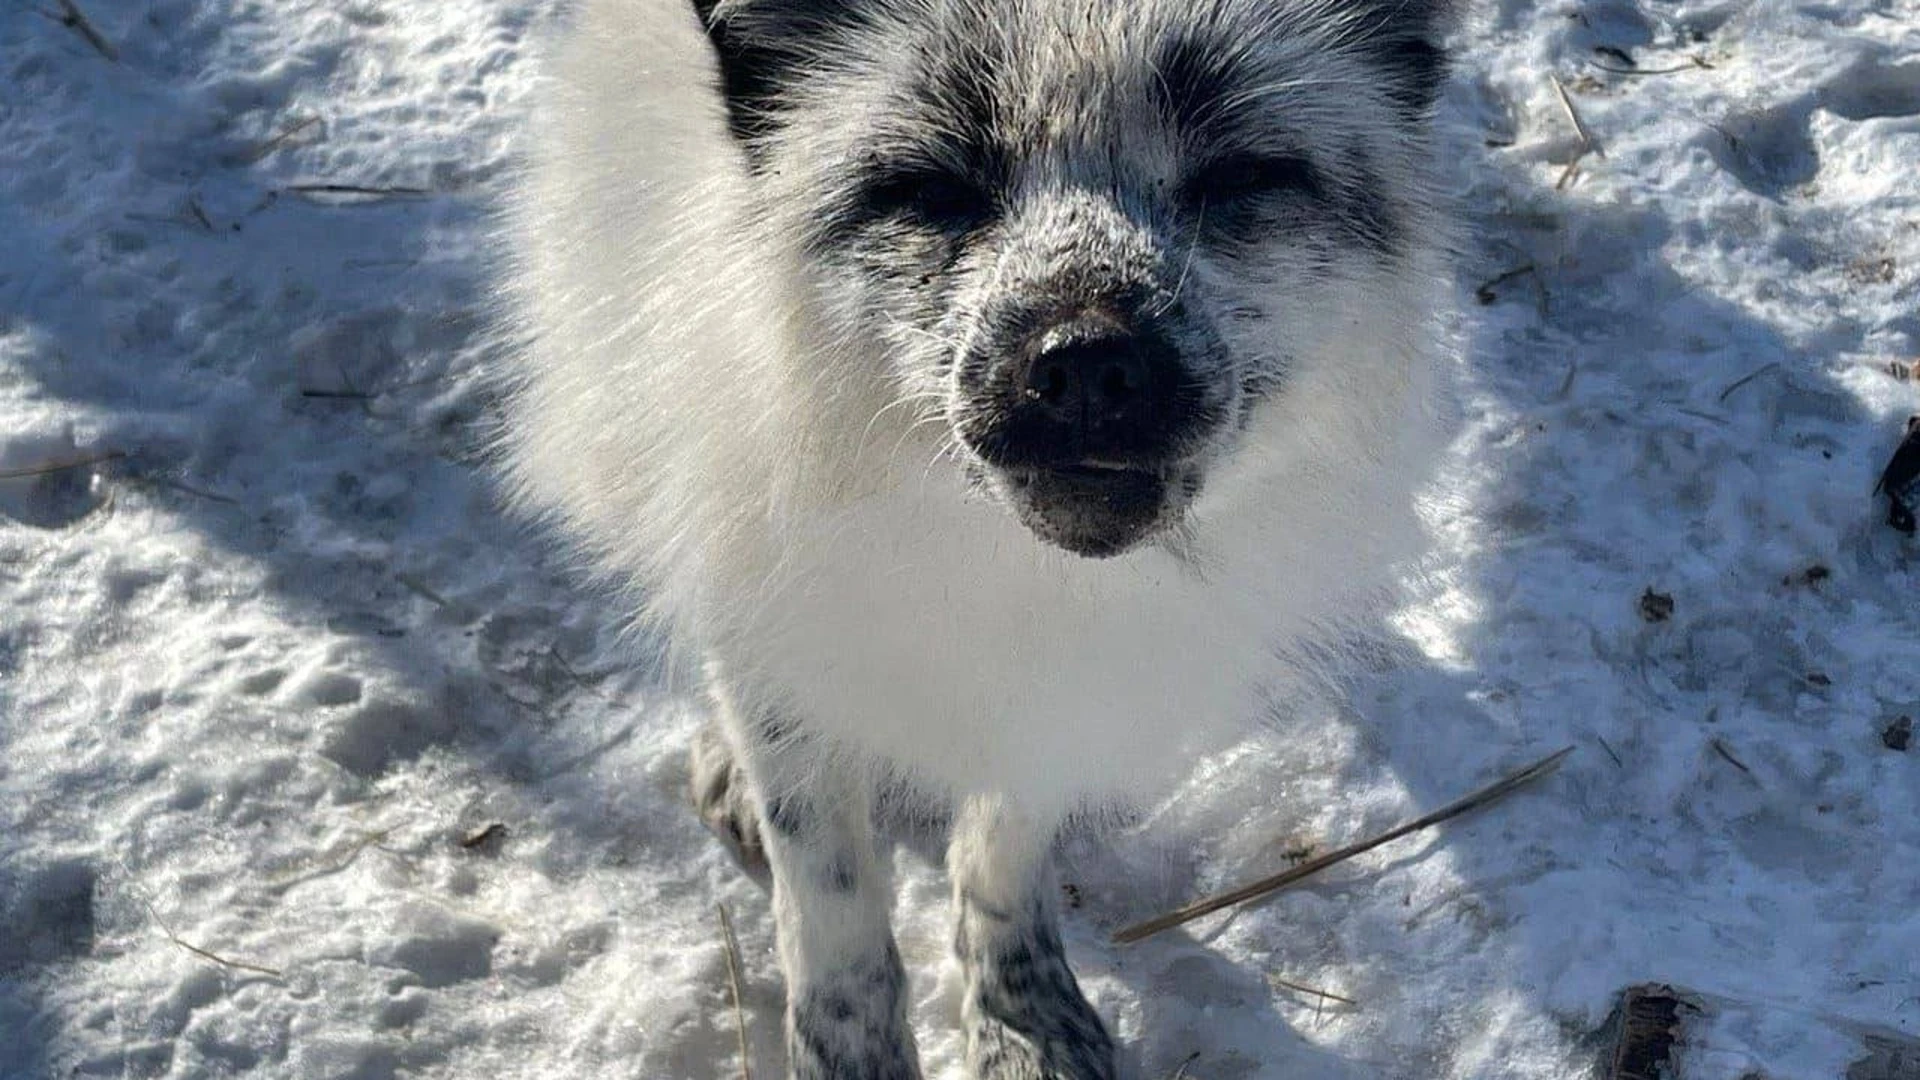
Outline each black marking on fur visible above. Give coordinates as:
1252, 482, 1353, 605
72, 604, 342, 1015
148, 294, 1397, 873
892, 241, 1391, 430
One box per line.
1185, 152, 1327, 208
1332, 151, 1404, 257
1195, 150, 1399, 259
1381, 36, 1448, 115
689, 0, 871, 155
811, 145, 1008, 260
1151, 28, 1280, 145
1152, 32, 1232, 135
850, 163, 998, 238
763, 792, 813, 838
903, 9, 1009, 189
1241, 367, 1287, 405
1183, 150, 1338, 253
750, 706, 801, 748
821, 850, 859, 893
957, 882, 1116, 1079
789, 942, 920, 1080
807, 18, 1011, 254
1352, 0, 1453, 118
740, 721, 921, 1077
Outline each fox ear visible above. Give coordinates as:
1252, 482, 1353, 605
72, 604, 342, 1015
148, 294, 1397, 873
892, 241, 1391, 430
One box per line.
1355, 0, 1457, 118
689, 0, 870, 152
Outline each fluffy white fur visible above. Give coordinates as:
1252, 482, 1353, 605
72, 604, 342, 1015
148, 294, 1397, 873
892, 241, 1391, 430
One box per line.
499, 0, 1451, 824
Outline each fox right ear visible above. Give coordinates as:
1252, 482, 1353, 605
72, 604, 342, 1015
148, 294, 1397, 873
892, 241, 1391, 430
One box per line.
689, 0, 870, 153
1353, 0, 1459, 119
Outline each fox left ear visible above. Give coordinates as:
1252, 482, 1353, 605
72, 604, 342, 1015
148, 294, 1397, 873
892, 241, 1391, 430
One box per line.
1358, 0, 1458, 118
689, 0, 870, 152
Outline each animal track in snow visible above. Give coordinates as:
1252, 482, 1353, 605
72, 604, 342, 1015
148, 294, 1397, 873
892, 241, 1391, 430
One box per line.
1710, 102, 1820, 197
0, 858, 95, 969
291, 669, 363, 708
1711, 59, 1920, 199
1823, 60, 1920, 121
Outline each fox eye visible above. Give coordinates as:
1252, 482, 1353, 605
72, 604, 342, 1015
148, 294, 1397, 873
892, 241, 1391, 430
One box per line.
1183, 153, 1323, 210
862, 169, 995, 233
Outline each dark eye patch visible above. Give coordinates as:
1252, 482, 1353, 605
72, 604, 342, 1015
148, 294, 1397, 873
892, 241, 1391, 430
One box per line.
857, 167, 997, 234
1182, 153, 1325, 212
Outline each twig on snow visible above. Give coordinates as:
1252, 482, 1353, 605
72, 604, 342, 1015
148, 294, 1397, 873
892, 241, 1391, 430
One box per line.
395, 572, 450, 608
127, 888, 283, 980
284, 183, 431, 202
298, 389, 374, 401
1269, 973, 1358, 1007
1589, 55, 1714, 77
1474, 263, 1538, 306
1596, 735, 1624, 768
265, 829, 395, 891
186, 194, 216, 233
717, 903, 753, 1080
1550, 75, 1605, 157
51, 0, 118, 61
1550, 75, 1604, 190
1709, 737, 1753, 777
138, 474, 239, 505
0, 450, 126, 481
244, 115, 323, 165
1112, 747, 1575, 945
1716, 362, 1779, 403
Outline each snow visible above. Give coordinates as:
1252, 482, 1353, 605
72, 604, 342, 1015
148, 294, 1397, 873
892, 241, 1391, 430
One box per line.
2, 0, 1917, 1078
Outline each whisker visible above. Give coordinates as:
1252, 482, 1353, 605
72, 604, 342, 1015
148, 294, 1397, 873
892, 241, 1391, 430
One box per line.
883, 412, 951, 475
853, 391, 945, 475
1159, 197, 1206, 317
919, 432, 963, 493
886, 320, 968, 353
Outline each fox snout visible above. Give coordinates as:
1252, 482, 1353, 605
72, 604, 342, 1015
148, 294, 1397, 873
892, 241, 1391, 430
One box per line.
1006, 307, 1204, 466
959, 300, 1222, 474
953, 288, 1227, 557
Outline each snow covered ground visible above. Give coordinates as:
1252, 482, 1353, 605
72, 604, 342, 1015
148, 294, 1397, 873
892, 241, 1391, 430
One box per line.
3, 0, 1918, 1077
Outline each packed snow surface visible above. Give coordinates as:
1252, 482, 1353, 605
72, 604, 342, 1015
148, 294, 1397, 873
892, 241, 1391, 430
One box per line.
3, 1, 1918, 1077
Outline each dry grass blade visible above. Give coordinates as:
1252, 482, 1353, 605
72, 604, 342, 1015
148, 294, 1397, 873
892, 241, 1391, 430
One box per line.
186, 195, 215, 232
395, 572, 450, 607
284, 183, 431, 202
140, 474, 238, 505
1709, 737, 1753, 776
1590, 55, 1713, 77
717, 903, 753, 1080
1474, 263, 1538, 306
1270, 974, 1358, 1007
245, 115, 323, 165
265, 828, 394, 891
1549, 74, 1604, 190
161, 932, 285, 979
134, 895, 283, 980
1556, 154, 1589, 192
1112, 746, 1576, 945
1549, 75, 1604, 158
0, 450, 126, 481
1716, 362, 1779, 403
53, 0, 118, 61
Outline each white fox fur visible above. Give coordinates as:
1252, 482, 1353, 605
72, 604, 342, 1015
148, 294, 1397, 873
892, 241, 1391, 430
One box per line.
501, 0, 1450, 821
498, 0, 1453, 1073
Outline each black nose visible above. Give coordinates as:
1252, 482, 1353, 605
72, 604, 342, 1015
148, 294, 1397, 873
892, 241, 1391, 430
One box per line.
1021, 334, 1151, 423
962, 311, 1207, 471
